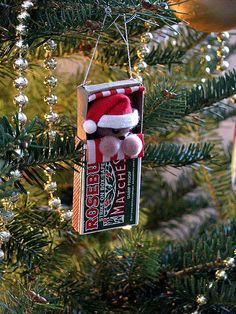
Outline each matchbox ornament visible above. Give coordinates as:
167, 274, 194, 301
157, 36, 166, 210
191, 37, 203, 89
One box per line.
72, 79, 145, 234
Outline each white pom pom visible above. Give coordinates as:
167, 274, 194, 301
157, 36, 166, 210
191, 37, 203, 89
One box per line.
83, 120, 97, 134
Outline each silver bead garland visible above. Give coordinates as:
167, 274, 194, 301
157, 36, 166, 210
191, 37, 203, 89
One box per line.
14, 0, 34, 129
0, 1, 34, 261
43, 40, 61, 212
216, 32, 230, 73
133, 23, 152, 81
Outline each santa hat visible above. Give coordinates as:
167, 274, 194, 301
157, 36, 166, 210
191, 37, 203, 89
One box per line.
83, 93, 139, 134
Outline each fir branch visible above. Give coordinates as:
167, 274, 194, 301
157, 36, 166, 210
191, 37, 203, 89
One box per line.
0, 1, 176, 45
143, 142, 214, 168
186, 70, 236, 114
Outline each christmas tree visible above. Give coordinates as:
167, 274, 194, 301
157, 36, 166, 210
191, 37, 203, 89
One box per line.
0, 1, 236, 313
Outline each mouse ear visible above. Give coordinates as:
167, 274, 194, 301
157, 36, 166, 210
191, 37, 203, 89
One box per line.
83, 120, 97, 134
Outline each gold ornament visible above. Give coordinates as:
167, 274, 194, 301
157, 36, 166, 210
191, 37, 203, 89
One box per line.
169, 0, 236, 32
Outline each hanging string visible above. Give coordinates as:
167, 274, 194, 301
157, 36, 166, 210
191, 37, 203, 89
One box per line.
83, 7, 111, 85
123, 14, 133, 79
83, 9, 135, 84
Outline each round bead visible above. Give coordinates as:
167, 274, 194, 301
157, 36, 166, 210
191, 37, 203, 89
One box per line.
16, 24, 28, 36
0, 210, 15, 222
14, 76, 28, 89
10, 169, 22, 179
9, 192, 19, 204
44, 58, 57, 70
44, 94, 57, 105
14, 58, 28, 71
44, 75, 58, 88
44, 39, 57, 51
44, 167, 55, 175
217, 46, 230, 58
48, 130, 57, 141
21, 1, 34, 10
14, 93, 29, 106
0, 230, 11, 243
205, 55, 211, 62
17, 11, 30, 22
0, 249, 4, 260
15, 40, 29, 52
14, 112, 28, 126
141, 32, 153, 43
44, 181, 57, 193
224, 257, 235, 268
215, 269, 228, 280
137, 45, 150, 58
217, 32, 230, 42
49, 197, 61, 209
45, 111, 60, 123
63, 211, 73, 221
216, 60, 229, 72
134, 61, 148, 73
14, 148, 24, 158
196, 295, 207, 305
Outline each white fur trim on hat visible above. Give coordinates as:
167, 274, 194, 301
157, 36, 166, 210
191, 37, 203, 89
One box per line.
97, 109, 139, 129
83, 119, 97, 134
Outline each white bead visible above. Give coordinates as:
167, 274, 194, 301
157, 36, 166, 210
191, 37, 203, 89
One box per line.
0, 230, 11, 243
45, 111, 59, 123
63, 211, 73, 221
44, 181, 57, 192
0, 249, 4, 260
9, 192, 19, 204
44, 75, 58, 87
44, 58, 57, 70
44, 39, 57, 51
134, 61, 148, 73
44, 167, 55, 175
49, 197, 61, 209
48, 130, 57, 140
0, 210, 15, 222
14, 76, 28, 89
44, 94, 57, 105
15, 40, 29, 52
141, 32, 153, 43
17, 11, 30, 22
14, 58, 28, 71
10, 169, 22, 179
16, 24, 28, 35
21, 1, 34, 10
15, 112, 28, 126
216, 60, 229, 72
14, 93, 29, 106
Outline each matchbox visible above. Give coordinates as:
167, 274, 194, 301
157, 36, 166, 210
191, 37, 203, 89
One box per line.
72, 79, 144, 234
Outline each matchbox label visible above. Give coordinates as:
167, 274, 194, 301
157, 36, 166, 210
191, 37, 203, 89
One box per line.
81, 158, 140, 234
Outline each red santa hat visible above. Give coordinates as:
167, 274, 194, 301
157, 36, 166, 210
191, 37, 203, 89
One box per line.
83, 93, 139, 134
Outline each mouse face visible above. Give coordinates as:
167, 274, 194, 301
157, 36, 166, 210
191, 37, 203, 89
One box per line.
96, 127, 130, 139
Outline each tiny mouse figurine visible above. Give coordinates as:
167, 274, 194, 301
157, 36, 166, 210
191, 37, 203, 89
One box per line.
83, 93, 143, 159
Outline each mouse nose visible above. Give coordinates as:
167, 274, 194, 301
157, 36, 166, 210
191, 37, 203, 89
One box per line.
112, 129, 119, 134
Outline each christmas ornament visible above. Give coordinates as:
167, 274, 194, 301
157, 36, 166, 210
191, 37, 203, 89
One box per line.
170, 0, 236, 32
73, 79, 145, 234
83, 93, 143, 163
